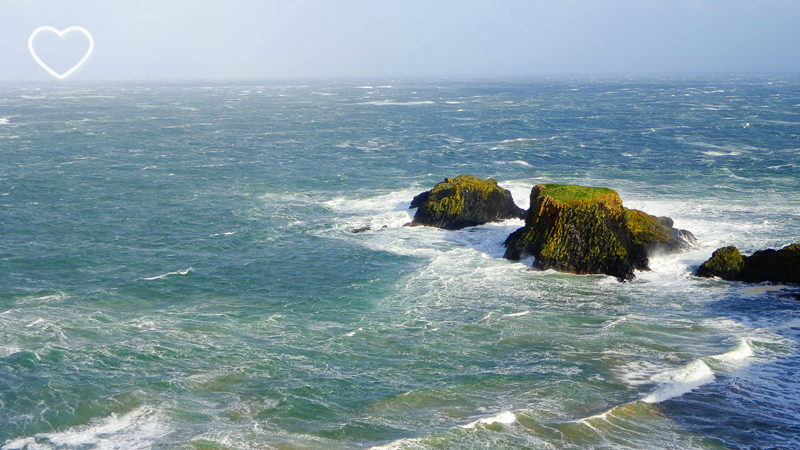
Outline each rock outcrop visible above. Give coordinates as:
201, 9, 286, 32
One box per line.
408, 175, 525, 230
503, 184, 695, 281
697, 244, 800, 284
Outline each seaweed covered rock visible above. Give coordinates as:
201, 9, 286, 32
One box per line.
626, 210, 697, 255
697, 244, 800, 284
503, 184, 695, 281
408, 175, 525, 230
695, 246, 745, 280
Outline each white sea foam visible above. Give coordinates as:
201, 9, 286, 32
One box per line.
498, 138, 538, 144
612, 358, 668, 387
599, 316, 626, 331
0, 117, 9, 125
502, 311, 530, 317
495, 160, 532, 167
368, 410, 518, 449
497, 182, 537, 211
574, 406, 618, 429
359, 101, 436, 106
632, 337, 753, 405
641, 359, 715, 403
368, 437, 417, 450
1, 406, 169, 450
142, 267, 193, 281
25, 318, 47, 328
17, 293, 68, 305
0, 346, 22, 358
709, 338, 753, 365
461, 411, 517, 429
345, 327, 362, 337
701, 151, 740, 156
326, 188, 420, 232
326, 189, 417, 214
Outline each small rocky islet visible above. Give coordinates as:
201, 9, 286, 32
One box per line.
400, 174, 799, 285
405, 174, 525, 229
502, 183, 695, 281
696, 244, 800, 284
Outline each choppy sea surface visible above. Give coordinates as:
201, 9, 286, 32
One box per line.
1, 76, 799, 450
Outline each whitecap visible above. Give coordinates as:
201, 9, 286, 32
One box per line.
367, 411, 518, 449
25, 319, 46, 328
574, 406, 618, 429
344, 327, 363, 337
498, 138, 538, 144
701, 151, 740, 156
495, 160, 532, 167
2, 406, 170, 450
709, 338, 753, 365
0, 117, 9, 125
368, 437, 417, 450
0, 346, 21, 358
358, 101, 435, 106
642, 359, 715, 403
142, 267, 193, 281
461, 411, 517, 429
502, 311, 530, 317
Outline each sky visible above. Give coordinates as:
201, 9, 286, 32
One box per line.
1, 0, 800, 81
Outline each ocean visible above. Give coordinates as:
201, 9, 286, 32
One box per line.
1, 76, 799, 449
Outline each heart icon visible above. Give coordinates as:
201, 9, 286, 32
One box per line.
28, 26, 94, 80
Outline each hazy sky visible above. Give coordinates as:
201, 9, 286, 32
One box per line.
2, 0, 800, 81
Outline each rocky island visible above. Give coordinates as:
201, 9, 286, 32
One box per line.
697, 244, 800, 284
408, 176, 695, 281
503, 184, 695, 281
406, 175, 525, 229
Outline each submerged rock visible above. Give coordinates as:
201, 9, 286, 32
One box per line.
697, 244, 800, 284
408, 175, 525, 230
503, 184, 695, 281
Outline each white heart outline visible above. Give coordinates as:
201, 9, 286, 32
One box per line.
28, 26, 94, 80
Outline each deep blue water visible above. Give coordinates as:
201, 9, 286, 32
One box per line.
1, 76, 799, 449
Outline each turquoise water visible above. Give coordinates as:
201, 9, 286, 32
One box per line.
1, 77, 799, 449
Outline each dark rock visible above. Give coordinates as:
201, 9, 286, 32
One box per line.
628, 211, 696, 255
696, 246, 745, 279
503, 184, 695, 281
352, 226, 371, 234
697, 243, 800, 284
408, 175, 525, 230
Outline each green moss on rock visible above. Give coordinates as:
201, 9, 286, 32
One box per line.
409, 175, 525, 230
504, 184, 695, 281
696, 246, 745, 280
537, 184, 619, 205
